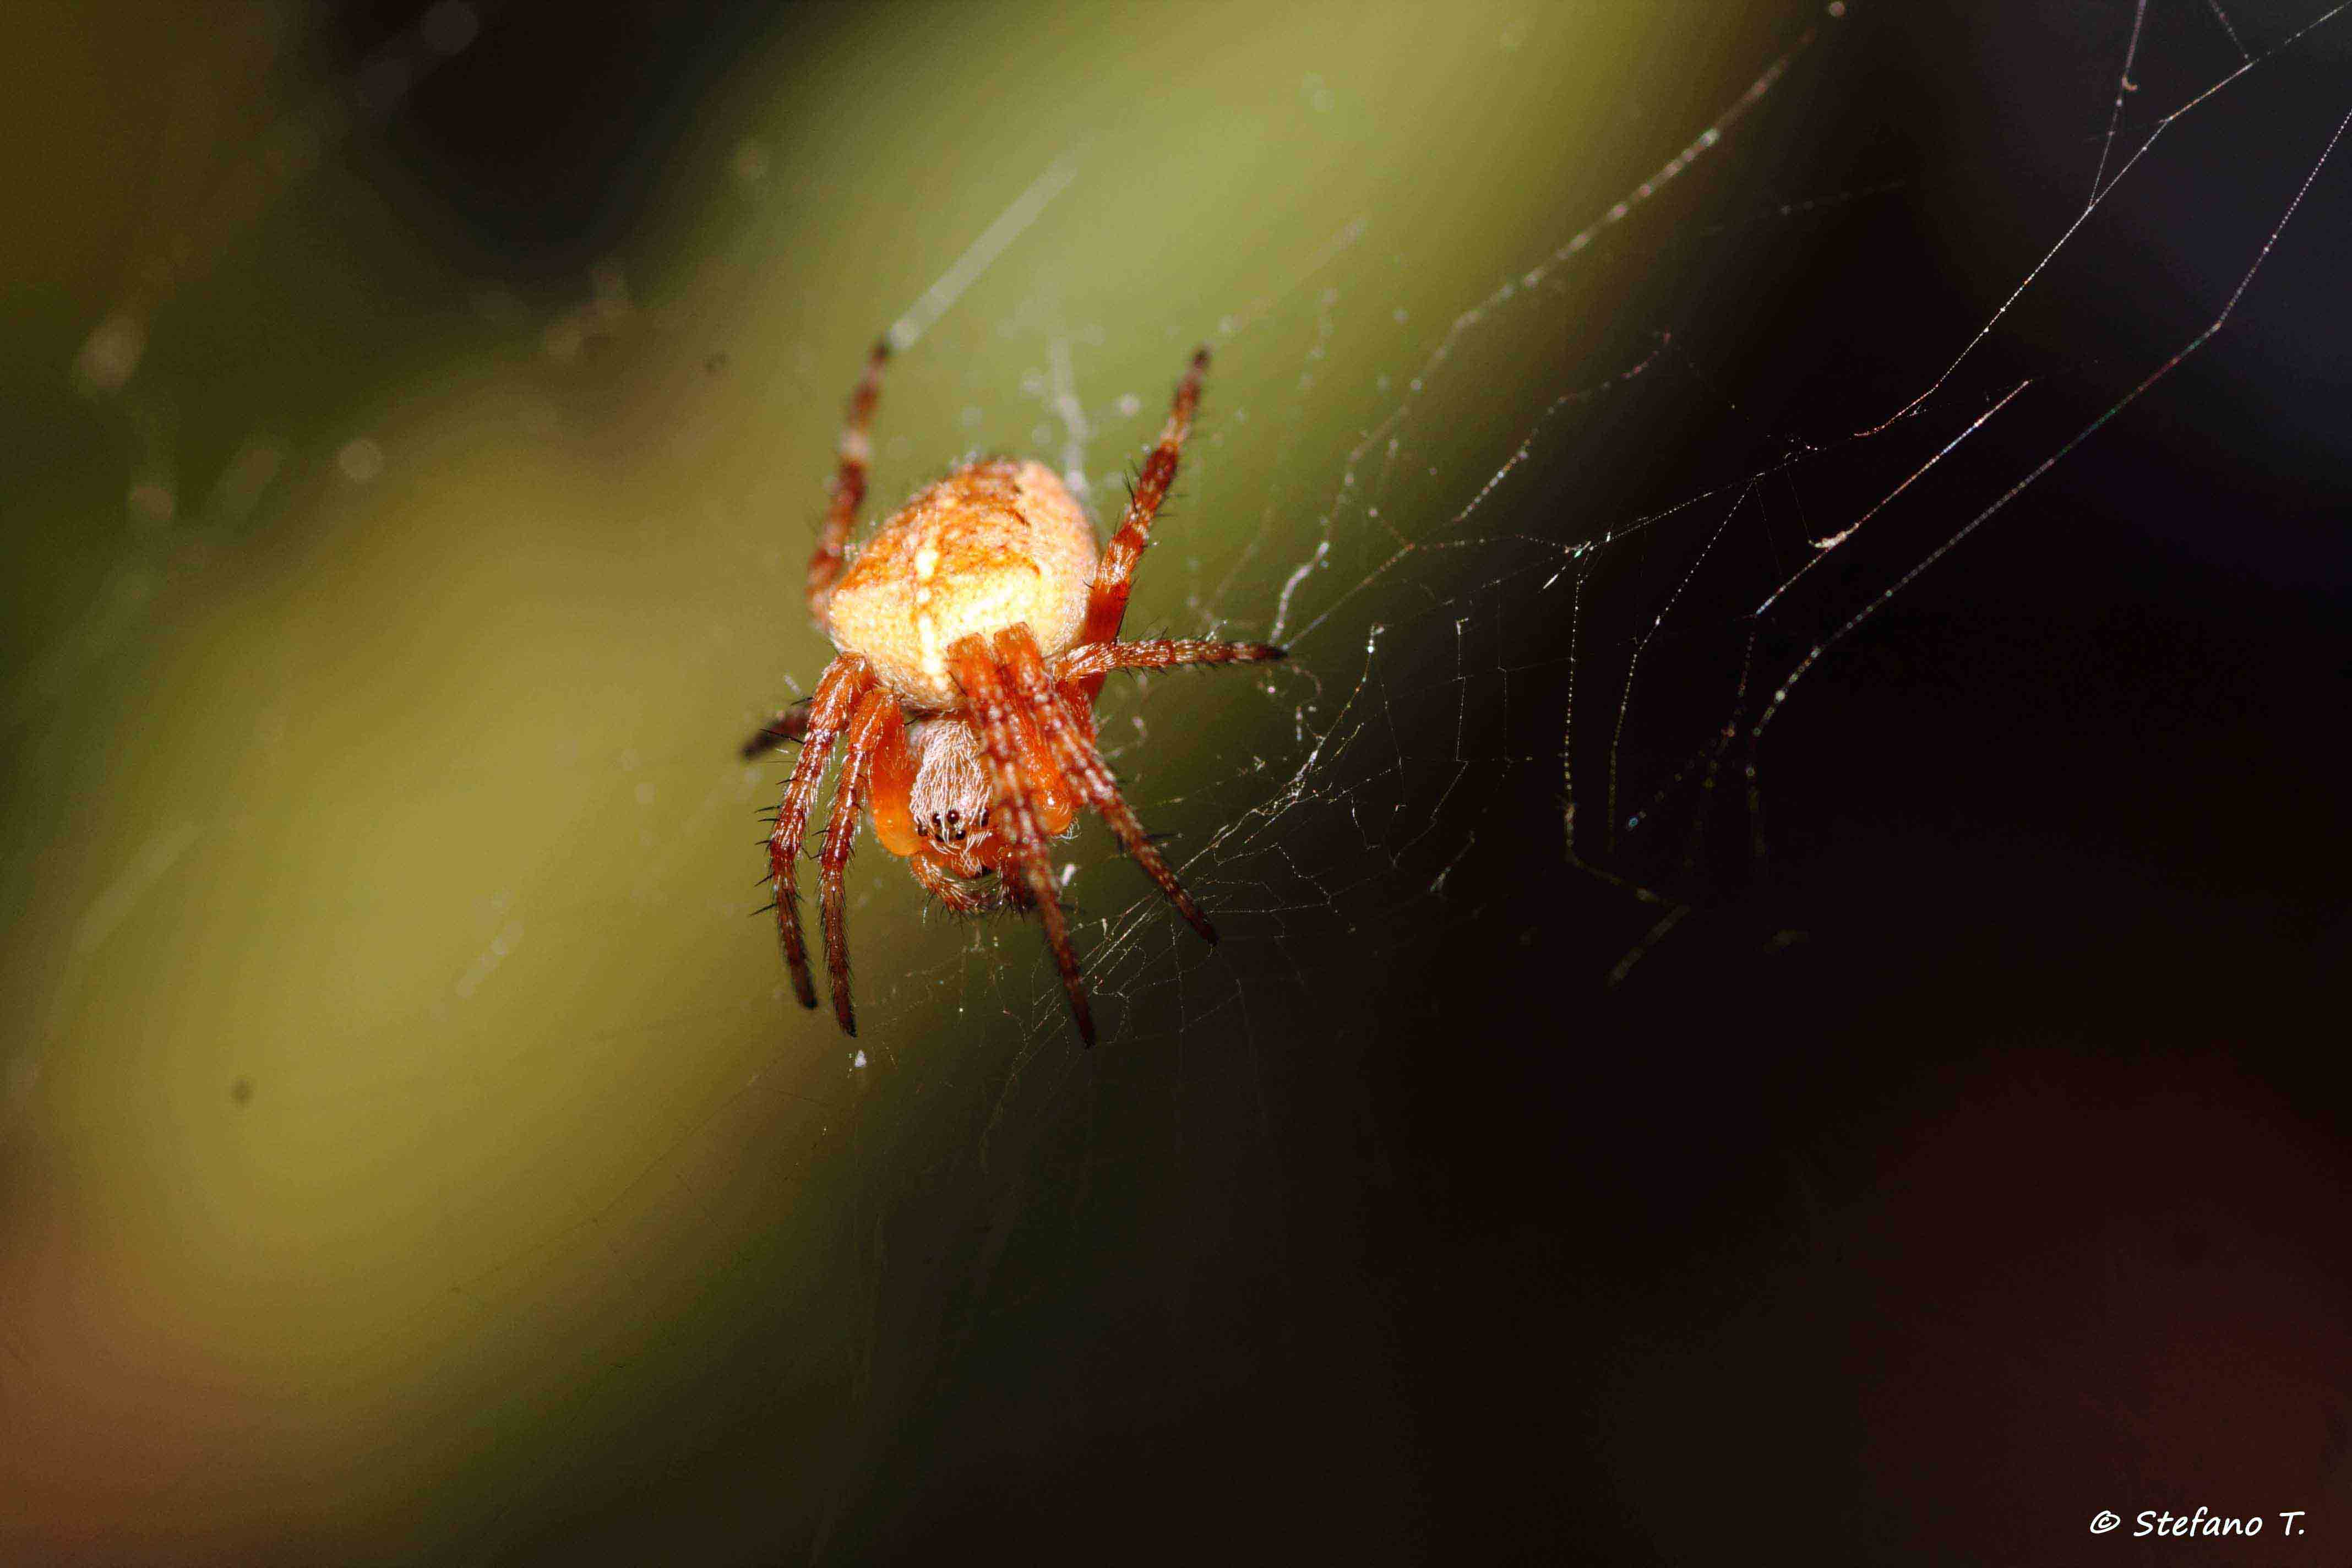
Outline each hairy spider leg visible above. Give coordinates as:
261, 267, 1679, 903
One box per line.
907, 851, 1003, 913
949, 636, 1096, 1046
768, 654, 875, 1009
997, 625, 1217, 944
739, 697, 813, 759
1053, 637, 1287, 684
805, 337, 891, 622
818, 688, 907, 1035
1073, 347, 1209, 704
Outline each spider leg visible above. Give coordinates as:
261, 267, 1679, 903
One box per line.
805, 336, 890, 623
767, 655, 875, 1011
1054, 637, 1286, 685
998, 626, 1216, 945
949, 635, 1096, 1047
818, 689, 901, 1036
1075, 347, 1208, 699
908, 851, 1005, 914
739, 698, 814, 759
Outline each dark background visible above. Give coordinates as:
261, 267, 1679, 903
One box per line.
10, 1, 2348, 1561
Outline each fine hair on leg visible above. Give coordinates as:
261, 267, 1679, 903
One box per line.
805, 337, 891, 622
767, 655, 875, 1009
740, 698, 814, 759
818, 689, 899, 1035
908, 850, 1003, 914
1075, 347, 1210, 698
949, 636, 1096, 1046
997, 625, 1215, 943
1054, 637, 1285, 685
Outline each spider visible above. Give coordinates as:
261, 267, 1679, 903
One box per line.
742, 340, 1283, 1047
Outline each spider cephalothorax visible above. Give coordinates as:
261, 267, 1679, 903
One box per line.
743, 342, 1282, 1045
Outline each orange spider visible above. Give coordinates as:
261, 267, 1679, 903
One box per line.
742, 341, 1282, 1046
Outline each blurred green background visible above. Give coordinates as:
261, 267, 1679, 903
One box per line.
5, 3, 1778, 1556
8, 1, 2351, 1562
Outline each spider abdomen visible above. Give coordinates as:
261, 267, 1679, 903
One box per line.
824, 459, 1097, 708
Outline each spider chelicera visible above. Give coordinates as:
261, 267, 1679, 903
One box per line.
743, 341, 1282, 1046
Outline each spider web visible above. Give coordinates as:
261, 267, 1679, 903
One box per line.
842, 0, 2349, 1102
654, 4, 2352, 1551
6, 0, 2349, 1560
